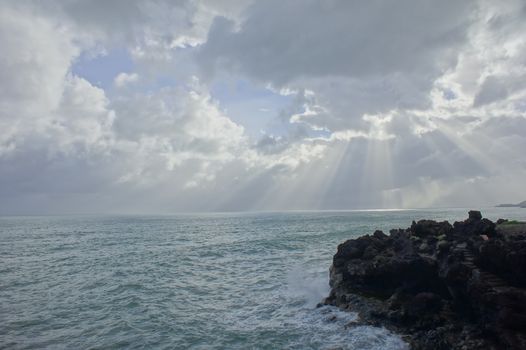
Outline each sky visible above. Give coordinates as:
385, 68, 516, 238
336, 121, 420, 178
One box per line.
1, 0, 526, 214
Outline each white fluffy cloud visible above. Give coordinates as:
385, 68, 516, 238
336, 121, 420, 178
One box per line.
0, 0, 525, 214
114, 72, 139, 87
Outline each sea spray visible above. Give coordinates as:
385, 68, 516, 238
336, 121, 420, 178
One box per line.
2, 208, 524, 349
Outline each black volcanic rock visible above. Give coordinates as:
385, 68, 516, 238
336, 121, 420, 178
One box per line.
324, 211, 526, 350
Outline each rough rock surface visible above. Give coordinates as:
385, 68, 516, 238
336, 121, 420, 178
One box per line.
323, 211, 526, 349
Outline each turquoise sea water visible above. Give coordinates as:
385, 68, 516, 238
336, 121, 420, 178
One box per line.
1, 208, 526, 350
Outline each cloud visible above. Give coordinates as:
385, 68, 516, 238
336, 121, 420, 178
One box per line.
0, 4, 77, 120
0, 3, 113, 158
0, 0, 525, 214
195, 0, 478, 135
199, 0, 472, 84
114, 72, 139, 87
473, 75, 509, 107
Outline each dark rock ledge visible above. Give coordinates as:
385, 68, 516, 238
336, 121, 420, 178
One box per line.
322, 211, 526, 349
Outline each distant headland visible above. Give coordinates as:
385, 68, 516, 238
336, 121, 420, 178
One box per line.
496, 201, 526, 208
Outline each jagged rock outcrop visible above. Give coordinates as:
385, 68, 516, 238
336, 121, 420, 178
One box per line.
323, 211, 526, 349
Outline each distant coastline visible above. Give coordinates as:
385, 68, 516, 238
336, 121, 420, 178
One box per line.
496, 200, 526, 208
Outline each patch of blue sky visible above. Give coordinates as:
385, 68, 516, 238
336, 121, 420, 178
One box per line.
210, 79, 294, 138
72, 48, 134, 89
72, 51, 329, 140
129, 75, 180, 93
154, 76, 179, 89
442, 88, 457, 100
307, 128, 332, 138
267, 116, 332, 141
516, 99, 526, 112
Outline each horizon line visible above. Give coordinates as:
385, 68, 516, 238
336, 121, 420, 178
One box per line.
0, 205, 514, 217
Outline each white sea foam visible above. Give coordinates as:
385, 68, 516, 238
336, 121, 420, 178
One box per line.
6, 208, 521, 348
284, 266, 408, 350
286, 265, 330, 308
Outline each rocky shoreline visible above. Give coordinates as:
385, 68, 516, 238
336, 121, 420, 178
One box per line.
323, 211, 526, 349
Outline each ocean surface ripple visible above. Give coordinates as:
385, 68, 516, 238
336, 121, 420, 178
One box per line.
1, 208, 525, 349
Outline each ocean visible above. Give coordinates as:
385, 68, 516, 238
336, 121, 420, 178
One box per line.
2, 208, 525, 349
